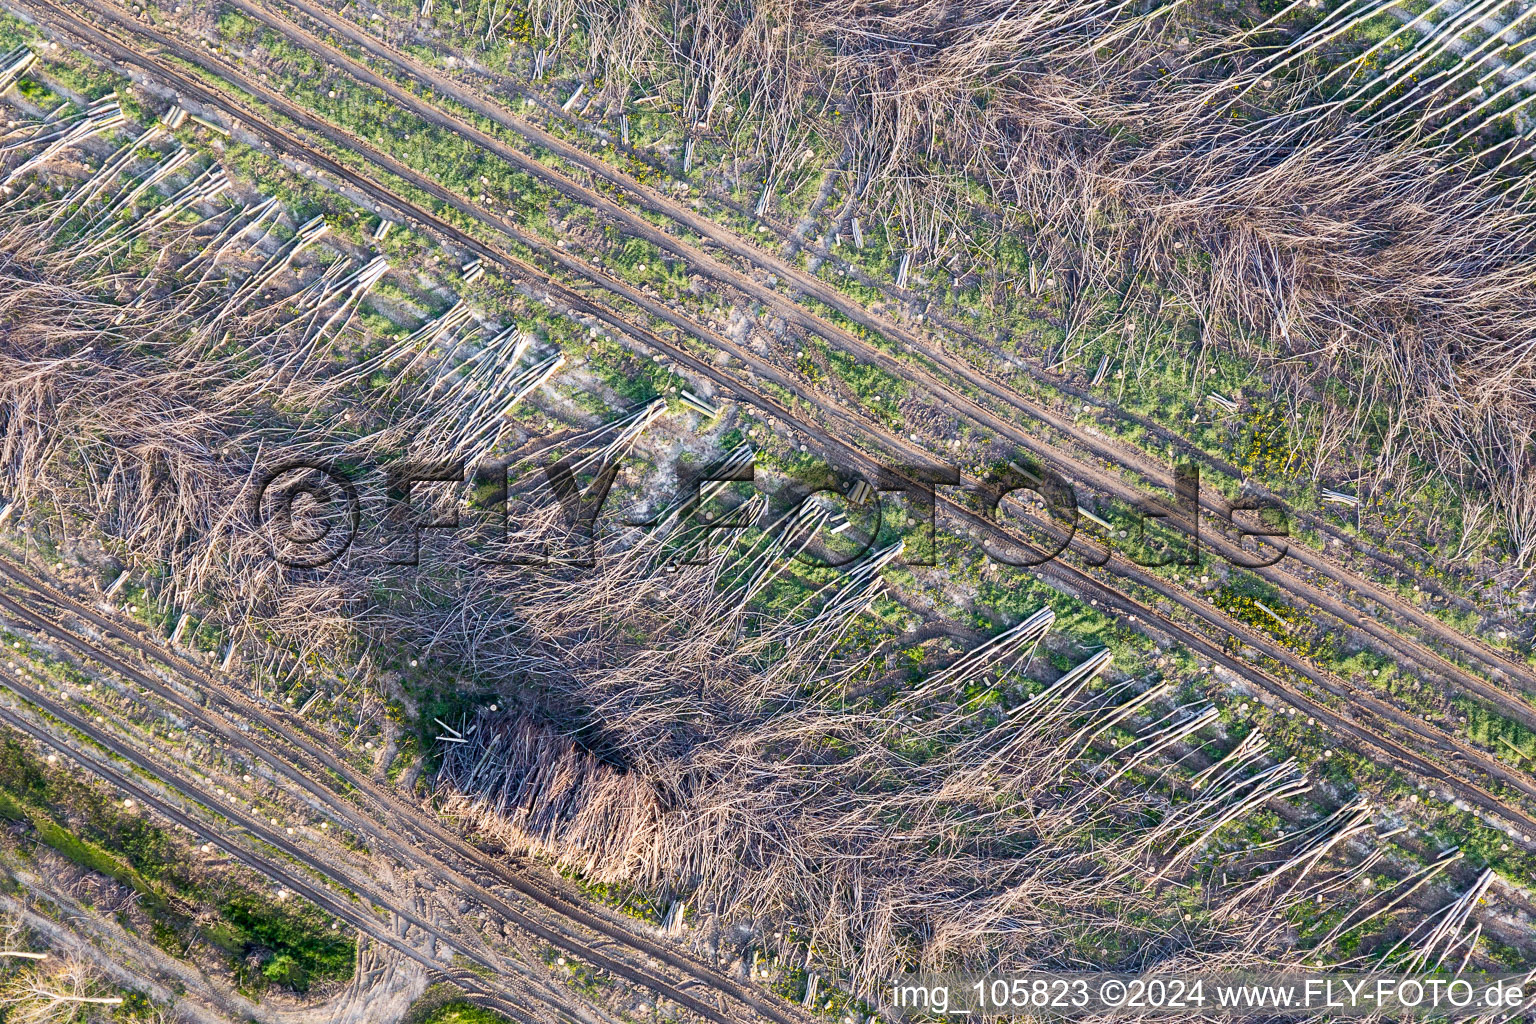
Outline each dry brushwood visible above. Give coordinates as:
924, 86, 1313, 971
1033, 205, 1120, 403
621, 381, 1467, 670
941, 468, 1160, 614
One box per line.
0, 91, 1506, 999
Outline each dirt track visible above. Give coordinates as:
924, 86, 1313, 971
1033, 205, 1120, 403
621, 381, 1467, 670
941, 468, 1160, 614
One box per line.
0, 670, 558, 1024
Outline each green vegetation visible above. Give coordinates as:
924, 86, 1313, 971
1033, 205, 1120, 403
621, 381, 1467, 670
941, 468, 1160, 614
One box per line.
1214, 573, 1339, 662
1460, 700, 1536, 767
404, 985, 517, 1024
0, 736, 353, 994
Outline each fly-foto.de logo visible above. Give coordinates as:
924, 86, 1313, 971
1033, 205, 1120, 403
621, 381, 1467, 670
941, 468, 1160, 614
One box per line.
250, 452, 1290, 571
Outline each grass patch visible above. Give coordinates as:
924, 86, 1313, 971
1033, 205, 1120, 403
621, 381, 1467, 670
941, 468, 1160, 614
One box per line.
0, 733, 353, 993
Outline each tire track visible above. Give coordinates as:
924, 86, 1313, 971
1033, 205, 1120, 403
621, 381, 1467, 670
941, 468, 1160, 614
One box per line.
0, 668, 560, 1024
